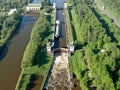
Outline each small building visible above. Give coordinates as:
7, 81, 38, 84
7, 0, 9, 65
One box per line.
26, 3, 41, 12
8, 9, 17, 16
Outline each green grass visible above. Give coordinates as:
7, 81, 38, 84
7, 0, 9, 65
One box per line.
70, 8, 82, 43
65, 9, 73, 42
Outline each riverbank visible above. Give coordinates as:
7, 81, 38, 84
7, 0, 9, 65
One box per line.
15, 5, 54, 90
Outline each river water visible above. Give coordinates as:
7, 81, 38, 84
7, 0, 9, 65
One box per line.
0, 5, 39, 90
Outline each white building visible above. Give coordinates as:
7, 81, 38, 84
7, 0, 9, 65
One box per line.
8, 9, 17, 16
26, 3, 41, 12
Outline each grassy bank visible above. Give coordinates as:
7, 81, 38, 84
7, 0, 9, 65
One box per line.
15, 6, 53, 90
65, 8, 73, 43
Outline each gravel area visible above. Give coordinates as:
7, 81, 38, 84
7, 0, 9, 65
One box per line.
47, 53, 72, 90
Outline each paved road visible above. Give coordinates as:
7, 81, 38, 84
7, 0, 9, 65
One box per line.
94, 0, 120, 28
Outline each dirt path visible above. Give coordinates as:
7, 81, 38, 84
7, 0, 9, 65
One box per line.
83, 50, 96, 90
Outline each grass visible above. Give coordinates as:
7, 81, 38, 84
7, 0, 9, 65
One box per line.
65, 8, 73, 43
70, 8, 82, 43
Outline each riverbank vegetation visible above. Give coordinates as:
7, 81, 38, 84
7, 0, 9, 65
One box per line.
0, 0, 32, 53
16, 4, 53, 90
68, 0, 120, 89
0, 11, 22, 53
0, 0, 32, 12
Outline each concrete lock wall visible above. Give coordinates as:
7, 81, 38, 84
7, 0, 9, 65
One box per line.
64, 3, 67, 8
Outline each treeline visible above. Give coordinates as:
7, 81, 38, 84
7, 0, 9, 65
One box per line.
16, 6, 53, 90
0, 13, 22, 52
68, 0, 120, 89
0, 0, 32, 12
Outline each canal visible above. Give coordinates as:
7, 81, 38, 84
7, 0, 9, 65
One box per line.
43, 0, 71, 90
52, 0, 67, 48
0, 0, 41, 90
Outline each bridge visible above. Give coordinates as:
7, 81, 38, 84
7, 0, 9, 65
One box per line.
26, 3, 41, 12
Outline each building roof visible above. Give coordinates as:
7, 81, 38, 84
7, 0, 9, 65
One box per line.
28, 3, 41, 7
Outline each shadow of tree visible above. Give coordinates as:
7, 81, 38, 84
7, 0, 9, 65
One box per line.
33, 46, 50, 67
90, 7, 117, 43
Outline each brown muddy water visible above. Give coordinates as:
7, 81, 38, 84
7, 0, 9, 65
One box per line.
0, 15, 38, 90
31, 76, 44, 90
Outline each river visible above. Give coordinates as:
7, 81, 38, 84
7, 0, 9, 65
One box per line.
0, 1, 40, 90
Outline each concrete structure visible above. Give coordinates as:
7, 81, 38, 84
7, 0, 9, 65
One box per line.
47, 42, 52, 53
55, 20, 60, 38
53, 3, 56, 9
26, 3, 41, 12
8, 9, 17, 16
64, 3, 67, 8
69, 42, 74, 53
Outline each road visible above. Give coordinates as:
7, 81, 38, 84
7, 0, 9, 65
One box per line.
94, 0, 120, 28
